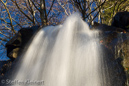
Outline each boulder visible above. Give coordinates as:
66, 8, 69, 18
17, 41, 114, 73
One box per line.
5, 26, 40, 61
112, 11, 129, 32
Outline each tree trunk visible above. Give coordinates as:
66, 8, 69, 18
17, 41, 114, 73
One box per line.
40, 0, 47, 26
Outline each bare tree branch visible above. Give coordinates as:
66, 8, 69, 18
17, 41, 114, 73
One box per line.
85, 0, 106, 19
57, 0, 69, 16
0, 37, 8, 42
47, 0, 55, 16
1, 0, 16, 33
11, 0, 34, 25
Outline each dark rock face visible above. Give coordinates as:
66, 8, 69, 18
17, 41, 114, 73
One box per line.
100, 32, 129, 86
112, 11, 129, 31
0, 61, 12, 78
111, 12, 129, 85
0, 26, 40, 84
5, 26, 40, 61
91, 11, 129, 85
92, 22, 126, 33
100, 46, 126, 86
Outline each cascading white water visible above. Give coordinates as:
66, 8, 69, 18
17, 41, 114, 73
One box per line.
12, 13, 106, 86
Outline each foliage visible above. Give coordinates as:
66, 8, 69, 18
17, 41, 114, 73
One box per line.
101, 0, 129, 25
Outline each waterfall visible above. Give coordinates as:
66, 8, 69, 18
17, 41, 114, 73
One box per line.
11, 13, 111, 86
